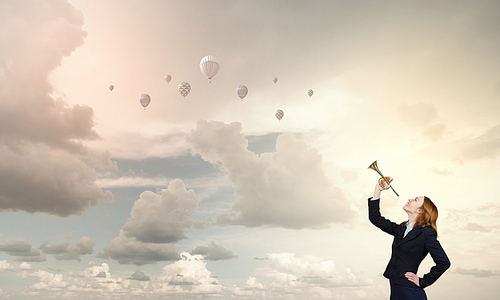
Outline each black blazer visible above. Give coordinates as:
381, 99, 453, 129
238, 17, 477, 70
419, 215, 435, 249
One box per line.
368, 198, 451, 289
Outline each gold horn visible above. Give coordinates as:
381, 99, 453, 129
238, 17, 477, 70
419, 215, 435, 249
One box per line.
368, 160, 399, 197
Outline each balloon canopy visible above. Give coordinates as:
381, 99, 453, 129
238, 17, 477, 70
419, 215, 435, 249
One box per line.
109, 85, 114, 91
199, 55, 220, 82
275, 109, 284, 121
236, 85, 248, 100
178, 82, 191, 98
140, 94, 151, 109
165, 75, 172, 83
273, 77, 278, 83
308, 89, 314, 97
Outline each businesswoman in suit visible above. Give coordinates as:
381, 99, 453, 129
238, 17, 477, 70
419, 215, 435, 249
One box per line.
368, 177, 450, 300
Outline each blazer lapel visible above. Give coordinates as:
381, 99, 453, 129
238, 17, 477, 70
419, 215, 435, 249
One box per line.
397, 226, 422, 247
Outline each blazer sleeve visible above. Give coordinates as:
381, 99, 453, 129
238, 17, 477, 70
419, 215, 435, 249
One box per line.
368, 198, 399, 236
419, 228, 451, 289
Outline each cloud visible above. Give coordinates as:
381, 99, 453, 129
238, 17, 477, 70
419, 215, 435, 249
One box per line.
232, 277, 265, 298
90, 131, 190, 161
96, 175, 174, 189
396, 102, 446, 143
85, 151, 118, 171
0, 0, 113, 217
39, 239, 50, 250
30, 270, 68, 290
457, 123, 500, 161
0, 260, 15, 273
23, 263, 128, 296
96, 271, 107, 278
84, 261, 111, 279
455, 267, 500, 278
98, 179, 201, 265
26, 262, 127, 295
340, 170, 358, 182
427, 167, 453, 176
189, 120, 354, 229
40, 240, 68, 254
97, 231, 180, 266
41, 236, 95, 262
463, 222, 491, 233
397, 102, 440, 126
121, 179, 199, 244
0, 146, 113, 217
155, 252, 223, 294
0, 239, 46, 262
257, 253, 372, 289
444, 204, 500, 231
422, 123, 447, 143
128, 269, 150, 281
19, 262, 32, 270
189, 241, 236, 261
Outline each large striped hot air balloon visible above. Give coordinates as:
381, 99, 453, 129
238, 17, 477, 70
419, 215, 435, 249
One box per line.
199, 55, 219, 82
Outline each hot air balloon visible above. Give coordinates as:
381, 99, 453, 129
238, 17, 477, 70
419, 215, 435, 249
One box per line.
273, 77, 278, 83
308, 89, 313, 97
109, 85, 114, 91
165, 75, 172, 83
199, 55, 219, 82
140, 94, 151, 109
236, 85, 248, 100
178, 82, 191, 98
275, 109, 284, 121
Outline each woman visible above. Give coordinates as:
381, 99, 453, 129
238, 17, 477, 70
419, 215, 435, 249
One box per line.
368, 177, 450, 300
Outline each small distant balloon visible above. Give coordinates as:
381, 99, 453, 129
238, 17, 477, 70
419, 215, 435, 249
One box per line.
273, 77, 278, 83
236, 85, 248, 100
165, 75, 172, 83
109, 85, 114, 91
200, 55, 220, 82
178, 82, 191, 98
275, 109, 284, 121
308, 89, 314, 97
140, 94, 151, 109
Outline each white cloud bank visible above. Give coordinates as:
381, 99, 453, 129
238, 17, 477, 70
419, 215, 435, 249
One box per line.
189, 120, 355, 229
0, 260, 15, 273
258, 253, 372, 288
0, 0, 113, 217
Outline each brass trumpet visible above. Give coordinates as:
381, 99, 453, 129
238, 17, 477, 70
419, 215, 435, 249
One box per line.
368, 160, 399, 197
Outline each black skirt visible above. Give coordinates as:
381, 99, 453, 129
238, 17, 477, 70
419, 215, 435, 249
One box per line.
390, 281, 427, 300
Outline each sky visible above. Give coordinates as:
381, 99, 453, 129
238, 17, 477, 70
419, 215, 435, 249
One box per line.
0, 0, 499, 299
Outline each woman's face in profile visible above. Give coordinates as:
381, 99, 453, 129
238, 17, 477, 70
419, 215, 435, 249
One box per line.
403, 196, 424, 213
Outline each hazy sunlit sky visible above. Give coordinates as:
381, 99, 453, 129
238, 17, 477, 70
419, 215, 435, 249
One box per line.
1, 0, 499, 299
